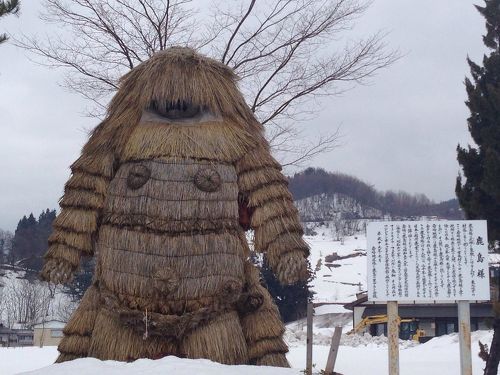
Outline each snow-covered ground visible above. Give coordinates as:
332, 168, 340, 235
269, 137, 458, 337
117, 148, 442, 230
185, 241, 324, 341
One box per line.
0, 330, 493, 375
1, 228, 498, 374
306, 228, 367, 314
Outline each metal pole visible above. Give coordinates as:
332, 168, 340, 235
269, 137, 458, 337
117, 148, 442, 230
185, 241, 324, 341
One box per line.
458, 300, 472, 375
306, 302, 313, 375
324, 326, 342, 375
387, 301, 400, 375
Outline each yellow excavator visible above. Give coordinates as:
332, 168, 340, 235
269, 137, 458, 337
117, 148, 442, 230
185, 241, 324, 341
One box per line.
347, 315, 425, 342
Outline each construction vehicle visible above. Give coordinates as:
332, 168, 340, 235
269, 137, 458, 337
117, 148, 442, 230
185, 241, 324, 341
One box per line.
347, 315, 425, 342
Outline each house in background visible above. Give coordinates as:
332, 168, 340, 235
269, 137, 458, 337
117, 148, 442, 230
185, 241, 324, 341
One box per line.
33, 320, 65, 347
345, 292, 493, 341
0, 324, 34, 347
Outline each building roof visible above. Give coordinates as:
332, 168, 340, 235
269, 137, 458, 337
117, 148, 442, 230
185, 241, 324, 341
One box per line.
33, 320, 66, 329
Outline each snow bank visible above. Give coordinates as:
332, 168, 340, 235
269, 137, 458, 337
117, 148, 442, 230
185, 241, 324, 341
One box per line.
20, 356, 301, 375
0, 330, 494, 375
0, 346, 59, 375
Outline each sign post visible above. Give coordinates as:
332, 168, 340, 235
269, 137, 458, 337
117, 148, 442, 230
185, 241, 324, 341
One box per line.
387, 301, 400, 375
366, 220, 490, 375
306, 302, 313, 375
324, 326, 342, 375
458, 301, 472, 375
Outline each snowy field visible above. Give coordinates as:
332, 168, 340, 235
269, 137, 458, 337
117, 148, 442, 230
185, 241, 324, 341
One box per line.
0, 330, 493, 375
1, 230, 497, 374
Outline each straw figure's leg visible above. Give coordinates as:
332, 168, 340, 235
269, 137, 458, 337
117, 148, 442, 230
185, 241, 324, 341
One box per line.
55, 283, 100, 362
85, 308, 178, 362
238, 261, 290, 367
179, 310, 249, 365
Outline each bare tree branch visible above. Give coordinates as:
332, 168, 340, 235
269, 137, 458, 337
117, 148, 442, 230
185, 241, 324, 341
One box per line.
15, 0, 398, 166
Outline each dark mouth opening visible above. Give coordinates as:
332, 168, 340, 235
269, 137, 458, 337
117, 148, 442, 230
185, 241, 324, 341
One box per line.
149, 100, 202, 120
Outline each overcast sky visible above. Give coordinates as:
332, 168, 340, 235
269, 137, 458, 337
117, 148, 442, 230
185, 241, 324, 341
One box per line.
0, 1, 489, 232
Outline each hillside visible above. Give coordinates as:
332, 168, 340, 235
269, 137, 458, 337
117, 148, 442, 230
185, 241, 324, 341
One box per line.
288, 168, 463, 220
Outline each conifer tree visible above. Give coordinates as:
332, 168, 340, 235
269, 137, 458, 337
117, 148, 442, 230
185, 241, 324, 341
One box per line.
0, 0, 20, 44
260, 254, 314, 323
456, 1, 500, 373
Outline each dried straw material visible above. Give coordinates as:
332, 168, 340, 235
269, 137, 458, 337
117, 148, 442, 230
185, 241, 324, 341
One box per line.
44, 244, 80, 267
121, 121, 256, 163
71, 152, 115, 178
65, 172, 109, 195
250, 198, 298, 228
253, 216, 304, 250
56, 285, 100, 362
87, 310, 178, 361
60, 189, 105, 210
58, 335, 91, 357
234, 144, 281, 175
41, 47, 308, 367
239, 262, 289, 367
180, 311, 249, 365
247, 183, 293, 208
254, 353, 290, 367
48, 230, 93, 253
237, 167, 287, 193
52, 208, 98, 234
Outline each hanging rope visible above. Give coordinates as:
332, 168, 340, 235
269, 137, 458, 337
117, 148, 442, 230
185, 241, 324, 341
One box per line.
143, 308, 149, 340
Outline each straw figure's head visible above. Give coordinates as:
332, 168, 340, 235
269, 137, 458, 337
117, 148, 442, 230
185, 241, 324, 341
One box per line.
87, 47, 264, 159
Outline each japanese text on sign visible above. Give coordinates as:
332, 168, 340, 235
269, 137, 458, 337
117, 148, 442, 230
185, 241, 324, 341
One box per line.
367, 221, 490, 301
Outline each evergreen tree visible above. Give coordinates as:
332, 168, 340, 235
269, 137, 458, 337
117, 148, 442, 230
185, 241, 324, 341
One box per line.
0, 0, 20, 44
456, 2, 500, 373
64, 258, 94, 301
11, 209, 56, 276
259, 254, 314, 323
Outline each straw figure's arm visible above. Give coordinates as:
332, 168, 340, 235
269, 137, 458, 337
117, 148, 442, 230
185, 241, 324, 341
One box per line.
236, 141, 309, 285
41, 138, 115, 284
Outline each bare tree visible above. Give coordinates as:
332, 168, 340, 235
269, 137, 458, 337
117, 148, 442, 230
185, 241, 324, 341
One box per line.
52, 297, 78, 322
3, 279, 52, 328
16, 0, 398, 165
0, 0, 20, 44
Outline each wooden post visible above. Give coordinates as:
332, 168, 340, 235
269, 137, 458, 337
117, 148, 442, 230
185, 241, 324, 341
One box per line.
324, 326, 342, 375
458, 301, 472, 375
387, 301, 400, 375
306, 302, 313, 375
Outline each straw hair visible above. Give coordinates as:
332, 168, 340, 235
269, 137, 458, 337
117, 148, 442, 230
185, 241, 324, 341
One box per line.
42, 47, 308, 367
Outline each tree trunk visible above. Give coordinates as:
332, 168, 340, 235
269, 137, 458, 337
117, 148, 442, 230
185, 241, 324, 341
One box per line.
484, 317, 500, 375
484, 286, 500, 375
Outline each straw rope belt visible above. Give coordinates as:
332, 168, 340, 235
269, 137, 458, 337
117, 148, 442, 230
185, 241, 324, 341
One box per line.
101, 213, 240, 234
99, 280, 264, 340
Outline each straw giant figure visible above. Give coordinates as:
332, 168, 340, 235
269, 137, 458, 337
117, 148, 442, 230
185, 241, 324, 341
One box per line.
41, 47, 309, 366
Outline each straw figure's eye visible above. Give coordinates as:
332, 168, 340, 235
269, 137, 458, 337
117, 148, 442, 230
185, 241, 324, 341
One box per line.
149, 100, 201, 120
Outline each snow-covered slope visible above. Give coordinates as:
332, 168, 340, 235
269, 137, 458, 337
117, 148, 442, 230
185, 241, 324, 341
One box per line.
306, 225, 367, 313
295, 193, 383, 222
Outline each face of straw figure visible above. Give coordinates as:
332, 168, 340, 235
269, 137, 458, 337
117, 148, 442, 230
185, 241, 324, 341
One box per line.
143, 99, 220, 125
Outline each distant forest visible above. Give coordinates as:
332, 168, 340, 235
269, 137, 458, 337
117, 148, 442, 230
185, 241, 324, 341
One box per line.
288, 168, 463, 219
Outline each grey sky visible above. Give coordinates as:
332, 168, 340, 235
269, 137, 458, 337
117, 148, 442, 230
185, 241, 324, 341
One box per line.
0, 1, 488, 231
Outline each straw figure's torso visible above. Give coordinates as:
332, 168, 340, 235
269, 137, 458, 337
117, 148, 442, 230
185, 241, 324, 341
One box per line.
96, 158, 247, 314
41, 48, 309, 368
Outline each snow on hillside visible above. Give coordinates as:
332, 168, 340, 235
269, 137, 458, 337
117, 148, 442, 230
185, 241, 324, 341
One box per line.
295, 193, 383, 222
0, 270, 76, 327
306, 226, 367, 313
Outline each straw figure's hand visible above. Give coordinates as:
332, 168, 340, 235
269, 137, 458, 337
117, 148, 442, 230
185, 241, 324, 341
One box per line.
40, 258, 76, 284
275, 250, 309, 286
